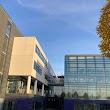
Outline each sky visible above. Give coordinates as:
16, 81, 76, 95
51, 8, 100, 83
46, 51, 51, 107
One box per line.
1, 0, 107, 76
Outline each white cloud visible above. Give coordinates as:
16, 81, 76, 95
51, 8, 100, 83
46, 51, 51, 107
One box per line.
16, 0, 104, 15
16, 0, 106, 35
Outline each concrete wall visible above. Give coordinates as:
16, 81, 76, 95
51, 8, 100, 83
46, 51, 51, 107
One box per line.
9, 37, 55, 86
9, 37, 34, 77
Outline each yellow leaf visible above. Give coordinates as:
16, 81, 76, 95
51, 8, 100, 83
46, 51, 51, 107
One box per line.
108, 14, 110, 17
107, 0, 110, 2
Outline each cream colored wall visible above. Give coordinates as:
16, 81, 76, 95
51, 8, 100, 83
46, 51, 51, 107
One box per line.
9, 37, 51, 86
9, 37, 35, 76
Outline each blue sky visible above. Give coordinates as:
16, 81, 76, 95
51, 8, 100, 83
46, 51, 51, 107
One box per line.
1, 0, 106, 75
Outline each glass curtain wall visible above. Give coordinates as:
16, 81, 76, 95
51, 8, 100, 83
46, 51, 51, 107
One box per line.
64, 55, 110, 100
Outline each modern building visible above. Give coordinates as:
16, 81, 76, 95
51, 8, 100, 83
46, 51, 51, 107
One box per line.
0, 5, 23, 109
53, 76, 64, 97
7, 37, 56, 96
0, 5, 59, 110
64, 54, 110, 110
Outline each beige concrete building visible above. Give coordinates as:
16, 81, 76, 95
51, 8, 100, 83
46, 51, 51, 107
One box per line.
8, 37, 56, 96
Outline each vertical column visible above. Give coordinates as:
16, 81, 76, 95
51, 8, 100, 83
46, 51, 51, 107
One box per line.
34, 80, 37, 95
26, 76, 31, 94
42, 84, 44, 96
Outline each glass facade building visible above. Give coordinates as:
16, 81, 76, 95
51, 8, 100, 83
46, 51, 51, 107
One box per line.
64, 55, 110, 100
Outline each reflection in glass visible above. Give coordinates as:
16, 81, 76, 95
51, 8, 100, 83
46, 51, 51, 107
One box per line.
65, 55, 110, 100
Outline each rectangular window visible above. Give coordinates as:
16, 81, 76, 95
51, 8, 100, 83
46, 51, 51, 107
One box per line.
96, 76, 105, 83
86, 57, 95, 62
87, 76, 95, 83
78, 63, 86, 67
69, 57, 77, 60
35, 45, 47, 68
6, 21, 12, 37
34, 61, 42, 75
87, 63, 95, 68
78, 76, 86, 82
95, 56, 103, 59
68, 68, 77, 72
96, 63, 104, 68
67, 63, 77, 68
78, 57, 85, 59
105, 63, 110, 68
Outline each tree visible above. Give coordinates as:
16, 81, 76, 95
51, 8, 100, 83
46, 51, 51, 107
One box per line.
72, 91, 79, 99
67, 92, 71, 98
54, 94, 58, 97
97, 0, 110, 58
83, 92, 89, 99
60, 92, 65, 98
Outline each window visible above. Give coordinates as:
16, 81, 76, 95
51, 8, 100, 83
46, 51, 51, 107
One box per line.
87, 68, 95, 74
78, 63, 86, 67
95, 56, 103, 60
105, 63, 110, 68
78, 57, 85, 59
86, 57, 95, 62
6, 21, 12, 37
69, 57, 77, 59
68, 68, 77, 72
96, 76, 105, 83
34, 61, 42, 75
78, 76, 86, 82
87, 63, 95, 68
96, 63, 104, 68
86, 56, 94, 59
96, 68, 104, 72
67, 63, 77, 68
35, 45, 47, 68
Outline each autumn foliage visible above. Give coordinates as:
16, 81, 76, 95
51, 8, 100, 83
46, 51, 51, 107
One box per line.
97, 1, 110, 58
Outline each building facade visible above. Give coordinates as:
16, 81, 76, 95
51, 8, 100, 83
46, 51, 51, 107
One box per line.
7, 37, 56, 97
64, 54, 110, 110
0, 5, 58, 110
0, 5, 23, 109
53, 76, 64, 97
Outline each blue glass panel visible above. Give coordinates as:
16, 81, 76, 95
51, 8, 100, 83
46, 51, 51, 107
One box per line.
34, 61, 42, 75
35, 45, 47, 68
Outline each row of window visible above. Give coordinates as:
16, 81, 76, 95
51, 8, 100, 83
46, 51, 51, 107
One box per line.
65, 59, 110, 62
66, 59, 110, 61
65, 68, 110, 72
65, 80, 110, 83
35, 45, 47, 68
65, 64, 110, 68
65, 73, 110, 75
34, 61, 42, 75
66, 56, 109, 60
